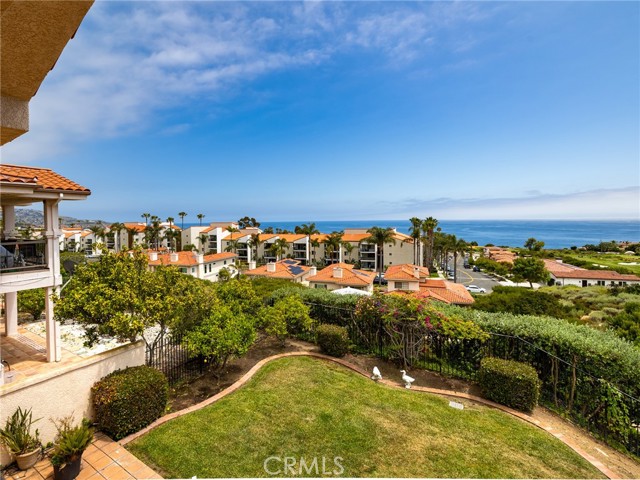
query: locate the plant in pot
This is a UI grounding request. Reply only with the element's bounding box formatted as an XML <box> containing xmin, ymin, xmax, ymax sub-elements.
<box><xmin>0</xmin><ymin>407</ymin><xmax>41</xmax><ymax>470</ymax></box>
<box><xmin>50</xmin><ymin>416</ymin><xmax>94</xmax><ymax>480</ymax></box>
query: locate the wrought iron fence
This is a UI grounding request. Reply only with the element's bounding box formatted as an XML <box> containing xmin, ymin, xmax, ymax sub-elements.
<box><xmin>145</xmin><ymin>331</ymin><xmax>205</xmax><ymax>385</ymax></box>
<box><xmin>302</xmin><ymin>301</ymin><xmax>640</xmax><ymax>456</ymax></box>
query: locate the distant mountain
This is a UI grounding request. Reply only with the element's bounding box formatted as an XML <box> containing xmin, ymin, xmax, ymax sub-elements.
<box><xmin>1</xmin><ymin>208</ymin><xmax>107</xmax><ymax>228</ymax></box>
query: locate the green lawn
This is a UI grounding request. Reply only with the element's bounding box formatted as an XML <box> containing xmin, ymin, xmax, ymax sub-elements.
<box><xmin>128</xmin><ymin>357</ymin><xmax>603</xmax><ymax>478</ymax></box>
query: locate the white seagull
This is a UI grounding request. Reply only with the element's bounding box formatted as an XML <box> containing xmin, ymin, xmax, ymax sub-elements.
<box><xmin>371</xmin><ymin>366</ymin><xmax>382</xmax><ymax>381</ymax></box>
<box><xmin>400</xmin><ymin>370</ymin><xmax>415</xmax><ymax>389</ymax></box>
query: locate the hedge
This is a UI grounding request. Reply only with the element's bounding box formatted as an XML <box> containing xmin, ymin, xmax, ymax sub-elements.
<box><xmin>92</xmin><ymin>366</ymin><xmax>168</xmax><ymax>440</ymax></box>
<box><xmin>438</xmin><ymin>304</ymin><xmax>640</xmax><ymax>397</ymax></box>
<box><xmin>478</xmin><ymin>357</ymin><xmax>541</xmax><ymax>412</ymax></box>
<box><xmin>316</xmin><ymin>324</ymin><xmax>350</xmax><ymax>357</ymax></box>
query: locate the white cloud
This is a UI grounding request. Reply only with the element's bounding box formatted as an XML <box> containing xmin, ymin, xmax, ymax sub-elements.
<box><xmin>379</xmin><ymin>186</ymin><xmax>640</xmax><ymax>220</ymax></box>
<box><xmin>1</xmin><ymin>2</ymin><xmax>495</xmax><ymax>164</ymax></box>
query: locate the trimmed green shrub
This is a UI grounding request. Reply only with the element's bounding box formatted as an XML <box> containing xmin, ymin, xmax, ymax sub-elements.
<box><xmin>478</xmin><ymin>357</ymin><xmax>541</xmax><ymax>412</ymax></box>
<box><xmin>316</xmin><ymin>324</ymin><xmax>349</xmax><ymax>357</ymax></box>
<box><xmin>92</xmin><ymin>366</ymin><xmax>168</xmax><ymax>440</ymax></box>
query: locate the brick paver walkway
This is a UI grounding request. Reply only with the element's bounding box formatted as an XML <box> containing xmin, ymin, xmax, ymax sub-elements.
<box><xmin>3</xmin><ymin>432</ymin><xmax>161</xmax><ymax>480</ymax></box>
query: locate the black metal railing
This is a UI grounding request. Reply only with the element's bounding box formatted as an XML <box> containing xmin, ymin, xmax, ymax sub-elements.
<box><xmin>0</xmin><ymin>239</ymin><xmax>47</xmax><ymax>272</ymax></box>
<box><xmin>300</xmin><ymin>301</ymin><xmax>640</xmax><ymax>456</ymax></box>
<box><xmin>145</xmin><ymin>331</ymin><xmax>205</xmax><ymax>385</ymax></box>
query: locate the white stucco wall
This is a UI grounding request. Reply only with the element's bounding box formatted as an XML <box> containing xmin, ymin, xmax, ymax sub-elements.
<box><xmin>0</xmin><ymin>342</ymin><xmax>145</xmax><ymax>445</ymax></box>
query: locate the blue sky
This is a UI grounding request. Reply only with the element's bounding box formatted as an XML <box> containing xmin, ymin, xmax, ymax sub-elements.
<box><xmin>3</xmin><ymin>1</ymin><xmax>639</xmax><ymax>222</ymax></box>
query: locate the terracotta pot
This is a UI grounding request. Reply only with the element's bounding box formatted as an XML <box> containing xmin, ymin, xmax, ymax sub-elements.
<box><xmin>53</xmin><ymin>455</ymin><xmax>83</xmax><ymax>480</ymax></box>
<box><xmin>15</xmin><ymin>447</ymin><xmax>40</xmax><ymax>470</ymax></box>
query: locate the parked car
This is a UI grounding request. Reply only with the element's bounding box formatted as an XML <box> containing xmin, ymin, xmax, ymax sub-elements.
<box><xmin>465</xmin><ymin>285</ymin><xmax>486</xmax><ymax>293</ymax></box>
<box><xmin>473</xmin><ymin>265</ymin><xmax>481</xmax><ymax>272</ymax></box>
<box><xmin>373</xmin><ymin>274</ymin><xmax>387</xmax><ymax>285</ymax></box>
<box><xmin>463</xmin><ymin>263</ymin><xmax>471</xmax><ymax>269</ymax></box>
<box><xmin>447</xmin><ymin>273</ymin><xmax>455</xmax><ymax>280</ymax></box>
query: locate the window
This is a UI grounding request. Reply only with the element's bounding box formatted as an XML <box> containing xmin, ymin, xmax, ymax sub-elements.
<box><xmin>192</xmin><ymin>268</ymin><xmax>196</xmax><ymax>274</ymax></box>
<box><xmin>314</xmin><ymin>284</ymin><xmax>327</xmax><ymax>289</ymax></box>
<box><xmin>394</xmin><ymin>282</ymin><xmax>408</xmax><ymax>290</ymax></box>
<box><xmin>180</xmin><ymin>267</ymin><xmax>187</xmax><ymax>273</ymax></box>
<box><xmin>597</xmin><ymin>280</ymin><xmax>605</xmax><ymax>286</ymax></box>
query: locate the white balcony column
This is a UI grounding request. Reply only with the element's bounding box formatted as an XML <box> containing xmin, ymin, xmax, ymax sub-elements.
<box><xmin>339</xmin><ymin>245</ymin><xmax>343</xmax><ymax>263</ymax></box>
<box><xmin>2</xmin><ymin>205</ymin><xmax>17</xmax><ymax>239</ymax></box>
<box><xmin>4</xmin><ymin>292</ymin><xmax>18</xmax><ymax>336</ymax></box>
<box><xmin>44</xmin><ymin>286</ymin><xmax>61</xmax><ymax>362</ymax></box>
<box><xmin>43</xmin><ymin>199</ymin><xmax>62</xmax><ymax>283</ymax></box>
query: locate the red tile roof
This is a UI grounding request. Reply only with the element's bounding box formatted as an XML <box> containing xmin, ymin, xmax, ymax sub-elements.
<box><xmin>307</xmin><ymin>262</ymin><xmax>376</xmax><ymax>287</ymax></box>
<box><xmin>543</xmin><ymin>259</ymin><xmax>640</xmax><ymax>281</ymax></box>
<box><xmin>0</xmin><ymin>164</ymin><xmax>90</xmax><ymax>194</ymax></box>
<box><xmin>244</xmin><ymin>259</ymin><xmax>310</xmax><ymax>279</ymax></box>
<box><xmin>389</xmin><ymin>279</ymin><xmax>474</xmax><ymax>305</ymax></box>
<box><xmin>385</xmin><ymin>264</ymin><xmax>430</xmax><ymax>281</ymax></box>
<box><xmin>148</xmin><ymin>251</ymin><xmax>236</xmax><ymax>267</ymax></box>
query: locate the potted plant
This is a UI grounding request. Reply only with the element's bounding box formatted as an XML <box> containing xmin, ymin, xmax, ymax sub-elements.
<box><xmin>50</xmin><ymin>416</ymin><xmax>94</xmax><ymax>480</ymax></box>
<box><xmin>0</xmin><ymin>407</ymin><xmax>41</xmax><ymax>470</ymax></box>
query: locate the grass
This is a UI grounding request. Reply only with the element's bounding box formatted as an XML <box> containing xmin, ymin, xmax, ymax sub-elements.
<box><xmin>128</xmin><ymin>357</ymin><xmax>604</xmax><ymax>478</ymax></box>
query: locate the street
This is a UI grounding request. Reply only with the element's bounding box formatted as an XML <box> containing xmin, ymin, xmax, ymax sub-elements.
<box><xmin>448</xmin><ymin>254</ymin><xmax>499</xmax><ymax>293</ymax></box>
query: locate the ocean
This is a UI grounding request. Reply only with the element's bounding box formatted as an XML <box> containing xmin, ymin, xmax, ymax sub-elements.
<box><xmin>183</xmin><ymin>220</ymin><xmax>640</xmax><ymax>250</ymax></box>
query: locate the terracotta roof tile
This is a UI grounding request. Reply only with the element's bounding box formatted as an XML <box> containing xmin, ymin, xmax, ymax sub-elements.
<box><xmin>385</xmin><ymin>264</ymin><xmax>430</xmax><ymax>281</ymax></box>
<box><xmin>307</xmin><ymin>262</ymin><xmax>376</xmax><ymax>286</ymax></box>
<box><xmin>148</xmin><ymin>251</ymin><xmax>236</xmax><ymax>267</ymax></box>
<box><xmin>388</xmin><ymin>279</ymin><xmax>474</xmax><ymax>305</ymax></box>
<box><xmin>0</xmin><ymin>164</ymin><xmax>90</xmax><ymax>194</ymax></box>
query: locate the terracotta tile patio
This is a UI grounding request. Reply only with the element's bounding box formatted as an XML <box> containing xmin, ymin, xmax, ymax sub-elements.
<box><xmin>0</xmin><ymin>322</ymin><xmax>87</xmax><ymax>390</ymax></box>
<box><xmin>3</xmin><ymin>433</ymin><xmax>161</xmax><ymax>480</ymax></box>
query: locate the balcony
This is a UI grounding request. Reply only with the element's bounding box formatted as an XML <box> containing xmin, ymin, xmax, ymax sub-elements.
<box><xmin>360</xmin><ymin>244</ymin><xmax>375</xmax><ymax>253</ymax></box>
<box><xmin>360</xmin><ymin>252</ymin><xmax>376</xmax><ymax>260</ymax></box>
<box><xmin>0</xmin><ymin>240</ymin><xmax>47</xmax><ymax>273</ymax></box>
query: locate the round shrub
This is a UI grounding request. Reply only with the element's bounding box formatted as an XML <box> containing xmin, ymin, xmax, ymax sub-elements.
<box><xmin>317</xmin><ymin>324</ymin><xmax>349</xmax><ymax>357</ymax></box>
<box><xmin>478</xmin><ymin>357</ymin><xmax>541</xmax><ymax>412</ymax></box>
<box><xmin>92</xmin><ymin>366</ymin><xmax>168</xmax><ymax>440</ymax></box>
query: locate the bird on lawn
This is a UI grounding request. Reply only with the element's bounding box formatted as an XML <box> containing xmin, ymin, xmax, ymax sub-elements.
<box><xmin>371</xmin><ymin>366</ymin><xmax>382</xmax><ymax>381</ymax></box>
<box><xmin>400</xmin><ymin>370</ymin><xmax>415</xmax><ymax>389</ymax></box>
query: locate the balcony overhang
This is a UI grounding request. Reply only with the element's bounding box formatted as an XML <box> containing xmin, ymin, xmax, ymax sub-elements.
<box><xmin>1</xmin><ymin>0</ymin><xmax>94</xmax><ymax>145</ymax></box>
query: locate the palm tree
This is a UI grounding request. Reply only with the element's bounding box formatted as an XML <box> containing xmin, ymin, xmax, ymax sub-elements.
<box><xmin>197</xmin><ymin>213</ymin><xmax>205</xmax><ymax>226</ymax></box>
<box><xmin>342</xmin><ymin>241</ymin><xmax>354</xmax><ymax>262</ymax></box>
<box><xmin>126</xmin><ymin>226</ymin><xmax>138</xmax><ymax>249</ymax></box>
<box><xmin>248</xmin><ymin>233</ymin><xmax>263</xmax><ymax>264</ymax></box>
<box><xmin>365</xmin><ymin>226</ymin><xmax>396</xmax><ymax>277</ymax></box>
<box><xmin>295</xmin><ymin>222</ymin><xmax>320</xmax><ymax>235</ymax></box>
<box><xmin>309</xmin><ymin>237</ymin><xmax>321</xmax><ymax>264</ymax></box>
<box><xmin>422</xmin><ymin>217</ymin><xmax>439</xmax><ymax>269</ymax></box>
<box><xmin>225</xmin><ymin>239</ymin><xmax>239</xmax><ymax>256</ymax></box>
<box><xmin>164</xmin><ymin>228</ymin><xmax>180</xmax><ymax>252</ymax></box>
<box><xmin>109</xmin><ymin>222</ymin><xmax>125</xmax><ymax>252</ymax></box>
<box><xmin>409</xmin><ymin>217</ymin><xmax>422</xmax><ymax>266</ymax></box>
<box><xmin>141</xmin><ymin>213</ymin><xmax>151</xmax><ymax>226</ymax></box>
<box><xmin>178</xmin><ymin>212</ymin><xmax>188</xmax><ymax>229</ymax></box>
<box><xmin>270</xmin><ymin>237</ymin><xmax>289</xmax><ymax>261</ymax></box>
<box><xmin>323</xmin><ymin>232</ymin><xmax>343</xmax><ymax>265</ymax></box>
<box><xmin>89</xmin><ymin>225</ymin><xmax>106</xmax><ymax>244</ymax></box>
<box><xmin>451</xmin><ymin>236</ymin><xmax>468</xmax><ymax>283</ymax></box>
<box><xmin>198</xmin><ymin>233</ymin><xmax>209</xmax><ymax>254</ymax></box>
<box><xmin>166</xmin><ymin>217</ymin><xmax>175</xmax><ymax>229</ymax></box>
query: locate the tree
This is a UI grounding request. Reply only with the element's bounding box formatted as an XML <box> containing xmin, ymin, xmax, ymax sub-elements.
<box><xmin>408</xmin><ymin>217</ymin><xmax>422</xmax><ymax>266</ymax></box>
<box><xmin>262</xmin><ymin>296</ymin><xmax>312</xmax><ymax>344</ymax></box>
<box><xmin>270</xmin><ymin>238</ymin><xmax>289</xmax><ymax>261</ymax></box>
<box><xmin>18</xmin><ymin>288</ymin><xmax>45</xmax><ymax>320</ymax></box>
<box><xmin>197</xmin><ymin>213</ymin><xmax>205</xmax><ymax>226</ymax></box>
<box><xmin>365</xmin><ymin>227</ymin><xmax>396</xmax><ymax>276</ymax></box>
<box><xmin>248</xmin><ymin>233</ymin><xmax>262</xmax><ymax>264</ymax></box>
<box><xmin>511</xmin><ymin>257</ymin><xmax>549</xmax><ymax>288</ymax></box>
<box><xmin>524</xmin><ymin>237</ymin><xmax>545</xmax><ymax>252</ymax></box>
<box><xmin>109</xmin><ymin>222</ymin><xmax>125</xmax><ymax>252</ymax></box>
<box><xmin>451</xmin><ymin>236</ymin><xmax>467</xmax><ymax>283</ymax></box>
<box><xmin>126</xmin><ymin>227</ymin><xmax>138</xmax><ymax>250</ymax></box>
<box><xmin>178</xmin><ymin>212</ymin><xmax>188</xmax><ymax>229</ymax></box>
<box><xmin>54</xmin><ymin>252</ymin><xmax>200</xmax><ymax>361</ymax></box>
<box><xmin>422</xmin><ymin>217</ymin><xmax>438</xmax><ymax>268</ymax></box>
<box><xmin>294</xmin><ymin>223</ymin><xmax>320</xmax><ymax>235</ymax></box>
<box><xmin>324</xmin><ymin>232</ymin><xmax>343</xmax><ymax>265</ymax></box>
<box><xmin>141</xmin><ymin>213</ymin><xmax>151</xmax><ymax>226</ymax></box>
<box><xmin>198</xmin><ymin>233</ymin><xmax>209</xmax><ymax>254</ymax></box>
<box><xmin>342</xmin><ymin>241</ymin><xmax>354</xmax><ymax>262</ymax></box>
<box><xmin>238</xmin><ymin>217</ymin><xmax>260</xmax><ymax>229</ymax></box>
<box><xmin>263</xmin><ymin>226</ymin><xmax>274</xmax><ymax>234</ymax></box>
